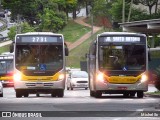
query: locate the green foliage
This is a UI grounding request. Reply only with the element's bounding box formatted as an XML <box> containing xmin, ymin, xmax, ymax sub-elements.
<box><xmin>93</xmin><ymin>0</ymin><xmax>111</xmax><ymax>17</ymax></box>
<box><xmin>8</xmin><ymin>26</ymin><xmax>16</xmax><ymax>40</ymax></box>
<box><xmin>129</xmin><ymin>8</ymin><xmax>148</xmax><ymax>21</ymax></box>
<box><xmin>3</xmin><ymin>0</ymin><xmax>37</xmax><ymax>24</ymax></box>
<box><xmin>8</xmin><ymin>22</ymin><xmax>35</xmax><ymax>40</ymax></box>
<box><xmin>109</xmin><ymin>0</ymin><xmax>130</xmax><ymax>22</ymax></box>
<box><xmin>39</xmin><ymin>8</ymin><xmax>67</xmax><ymax>32</ymax></box>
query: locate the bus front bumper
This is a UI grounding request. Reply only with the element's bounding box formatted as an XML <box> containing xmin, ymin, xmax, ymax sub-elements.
<box><xmin>95</xmin><ymin>81</ymin><xmax>148</xmax><ymax>92</ymax></box>
<box><xmin>14</xmin><ymin>80</ymin><xmax>65</xmax><ymax>90</ymax></box>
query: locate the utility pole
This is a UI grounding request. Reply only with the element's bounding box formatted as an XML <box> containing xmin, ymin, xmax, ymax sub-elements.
<box><xmin>17</xmin><ymin>14</ymin><xmax>21</xmax><ymax>34</ymax></box>
<box><xmin>91</xmin><ymin>0</ymin><xmax>94</xmax><ymax>38</ymax></box>
<box><xmin>128</xmin><ymin>0</ymin><xmax>133</xmax><ymax>22</ymax></box>
<box><xmin>122</xmin><ymin>0</ymin><xmax>125</xmax><ymax>23</ymax></box>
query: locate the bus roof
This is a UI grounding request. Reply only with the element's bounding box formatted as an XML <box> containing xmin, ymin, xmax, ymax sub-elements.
<box><xmin>16</xmin><ymin>32</ymin><xmax>63</xmax><ymax>36</ymax></box>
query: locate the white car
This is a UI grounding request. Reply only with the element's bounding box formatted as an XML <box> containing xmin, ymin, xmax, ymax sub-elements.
<box><xmin>67</xmin><ymin>71</ymin><xmax>88</xmax><ymax>90</ymax></box>
<box><xmin>0</xmin><ymin>82</ymin><xmax>3</xmax><ymax>97</ymax></box>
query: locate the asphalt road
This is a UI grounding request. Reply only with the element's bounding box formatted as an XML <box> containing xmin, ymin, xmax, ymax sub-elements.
<box><xmin>0</xmin><ymin>85</ymin><xmax>160</xmax><ymax>120</ymax></box>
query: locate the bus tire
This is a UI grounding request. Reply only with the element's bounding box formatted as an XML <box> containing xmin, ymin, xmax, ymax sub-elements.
<box><xmin>123</xmin><ymin>93</ymin><xmax>129</xmax><ymax>98</ymax></box>
<box><xmin>137</xmin><ymin>91</ymin><xmax>143</xmax><ymax>98</ymax></box>
<box><xmin>57</xmin><ymin>90</ymin><xmax>64</xmax><ymax>97</ymax></box>
<box><xmin>24</xmin><ymin>93</ymin><xmax>29</xmax><ymax>97</ymax></box>
<box><xmin>130</xmin><ymin>92</ymin><xmax>136</xmax><ymax>97</ymax></box>
<box><xmin>67</xmin><ymin>87</ymin><xmax>69</xmax><ymax>90</ymax></box>
<box><xmin>51</xmin><ymin>93</ymin><xmax>56</xmax><ymax>97</ymax></box>
<box><xmin>36</xmin><ymin>93</ymin><xmax>40</xmax><ymax>97</ymax></box>
<box><xmin>94</xmin><ymin>91</ymin><xmax>102</xmax><ymax>98</ymax></box>
<box><xmin>16</xmin><ymin>91</ymin><xmax>22</xmax><ymax>98</ymax></box>
<box><xmin>90</xmin><ymin>91</ymin><xmax>95</xmax><ymax>97</ymax></box>
<box><xmin>0</xmin><ymin>93</ymin><xmax>3</xmax><ymax>97</ymax></box>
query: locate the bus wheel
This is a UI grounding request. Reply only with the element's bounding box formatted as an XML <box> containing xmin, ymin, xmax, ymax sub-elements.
<box><xmin>85</xmin><ymin>88</ymin><xmax>88</xmax><ymax>90</ymax></box>
<box><xmin>16</xmin><ymin>91</ymin><xmax>22</xmax><ymax>98</ymax></box>
<box><xmin>36</xmin><ymin>93</ymin><xmax>40</xmax><ymax>97</ymax></box>
<box><xmin>94</xmin><ymin>91</ymin><xmax>102</xmax><ymax>98</ymax></box>
<box><xmin>57</xmin><ymin>90</ymin><xmax>64</xmax><ymax>97</ymax></box>
<box><xmin>51</xmin><ymin>93</ymin><xmax>56</xmax><ymax>97</ymax></box>
<box><xmin>90</xmin><ymin>91</ymin><xmax>95</xmax><ymax>97</ymax></box>
<box><xmin>0</xmin><ymin>93</ymin><xmax>3</xmax><ymax>97</ymax></box>
<box><xmin>130</xmin><ymin>92</ymin><xmax>136</xmax><ymax>97</ymax></box>
<box><xmin>24</xmin><ymin>93</ymin><xmax>29</xmax><ymax>97</ymax></box>
<box><xmin>137</xmin><ymin>91</ymin><xmax>144</xmax><ymax>98</ymax></box>
<box><xmin>123</xmin><ymin>93</ymin><xmax>129</xmax><ymax>98</ymax></box>
<box><xmin>67</xmin><ymin>87</ymin><xmax>69</xmax><ymax>90</ymax></box>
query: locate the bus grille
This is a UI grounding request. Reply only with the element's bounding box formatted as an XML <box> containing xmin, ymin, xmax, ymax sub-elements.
<box><xmin>25</xmin><ymin>83</ymin><xmax>54</xmax><ymax>87</ymax></box>
<box><xmin>77</xmin><ymin>81</ymin><xmax>88</xmax><ymax>83</ymax></box>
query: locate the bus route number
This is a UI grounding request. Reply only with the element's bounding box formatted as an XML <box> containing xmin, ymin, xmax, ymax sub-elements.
<box><xmin>32</xmin><ymin>37</ymin><xmax>47</xmax><ymax>42</ymax></box>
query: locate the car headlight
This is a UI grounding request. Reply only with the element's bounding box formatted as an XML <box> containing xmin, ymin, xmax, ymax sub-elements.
<box><xmin>141</xmin><ymin>74</ymin><xmax>148</xmax><ymax>83</ymax></box>
<box><xmin>13</xmin><ymin>72</ymin><xmax>22</xmax><ymax>81</ymax></box>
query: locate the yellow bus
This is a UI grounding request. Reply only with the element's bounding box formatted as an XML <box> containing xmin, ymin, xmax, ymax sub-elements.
<box><xmin>11</xmin><ymin>32</ymin><xmax>69</xmax><ymax>98</ymax></box>
<box><xmin>88</xmin><ymin>32</ymin><xmax>148</xmax><ymax>98</ymax></box>
<box><xmin>0</xmin><ymin>53</ymin><xmax>14</xmax><ymax>87</ymax></box>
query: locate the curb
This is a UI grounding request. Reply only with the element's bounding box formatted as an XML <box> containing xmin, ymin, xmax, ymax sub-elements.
<box><xmin>145</xmin><ymin>93</ymin><xmax>160</xmax><ymax>98</ymax></box>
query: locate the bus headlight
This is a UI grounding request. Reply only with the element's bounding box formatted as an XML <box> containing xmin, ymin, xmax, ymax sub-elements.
<box><xmin>13</xmin><ymin>72</ymin><xmax>22</xmax><ymax>81</ymax></box>
<box><xmin>58</xmin><ymin>74</ymin><xmax>65</xmax><ymax>81</ymax></box>
<box><xmin>141</xmin><ymin>74</ymin><xmax>148</xmax><ymax>83</ymax></box>
<box><xmin>97</xmin><ymin>73</ymin><xmax>105</xmax><ymax>83</ymax></box>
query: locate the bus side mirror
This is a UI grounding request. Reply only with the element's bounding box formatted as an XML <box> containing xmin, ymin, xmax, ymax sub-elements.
<box><xmin>65</xmin><ymin>47</ymin><xmax>69</xmax><ymax>56</ymax></box>
<box><xmin>10</xmin><ymin>43</ymin><xmax>14</xmax><ymax>53</ymax></box>
<box><xmin>64</xmin><ymin>42</ymin><xmax>69</xmax><ymax>56</ymax></box>
<box><xmin>148</xmin><ymin>46</ymin><xmax>151</xmax><ymax>61</ymax></box>
<box><xmin>148</xmin><ymin>51</ymin><xmax>151</xmax><ymax>61</ymax></box>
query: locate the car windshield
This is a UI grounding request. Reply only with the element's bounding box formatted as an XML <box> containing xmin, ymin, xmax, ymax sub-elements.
<box><xmin>15</xmin><ymin>44</ymin><xmax>63</xmax><ymax>72</ymax></box>
<box><xmin>99</xmin><ymin>45</ymin><xmax>146</xmax><ymax>71</ymax></box>
<box><xmin>72</xmin><ymin>71</ymin><xmax>88</xmax><ymax>78</ymax></box>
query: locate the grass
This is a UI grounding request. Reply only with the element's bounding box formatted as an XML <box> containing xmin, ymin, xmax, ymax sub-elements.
<box><xmin>59</xmin><ymin>20</ymin><xmax>91</xmax><ymax>43</ymax></box>
<box><xmin>66</xmin><ymin>29</ymin><xmax>106</xmax><ymax>68</ymax></box>
<box><xmin>150</xmin><ymin>51</ymin><xmax>160</xmax><ymax>58</ymax></box>
<box><xmin>145</xmin><ymin>91</ymin><xmax>160</xmax><ymax>95</ymax></box>
<box><xmin>0</xmin><ymin>45</ymin><xmax>10</xmax><ymax>54</ymax></box>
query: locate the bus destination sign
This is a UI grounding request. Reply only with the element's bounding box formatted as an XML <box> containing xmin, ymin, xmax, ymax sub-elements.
<box><xmin>17</xmin><ymin>36</ymin><xmax>62</xmax><ymax>43</ymax></box>
<box><xmin>102</xmin><ymin>37</ymin><xmax>141</xmax><ymax>43</ymax></box>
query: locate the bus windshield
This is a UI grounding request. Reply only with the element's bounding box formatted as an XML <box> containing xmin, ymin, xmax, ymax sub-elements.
<box><xmin>99</xmin><ymin>45</ymin><xmax>146</xmax><ymax>71</ymax></box>
<box><xmin>16</xmin><ymin>45</ymin><xmax>63</xmax><ymax>72</ymax></box>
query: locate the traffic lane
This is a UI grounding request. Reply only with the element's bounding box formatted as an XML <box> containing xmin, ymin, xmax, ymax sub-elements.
<box><xmin>0</xmin><ymin>88</ymin><xmax>160</xmax><ymax>111</ymax></box>
<box><xmin>2</xmin><ymin>83</ymin><xmax>158</xmax><ymax>98</ymax></box>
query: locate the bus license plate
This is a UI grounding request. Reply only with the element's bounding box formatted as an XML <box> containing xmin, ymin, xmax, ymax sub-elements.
<box><xmin>36</xmin><ymin>83</ymin><xmax>43</xmax><ymax>87</ymax></box>
<box><xmin>78</xmin><ymin>84</ymin><xmax>86</xmax><ymax>86</ymax></box>
<box><xmin>117</xmin><ymin>86</ymin><xmax>127</xmax><ymax>90</ymax></box>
